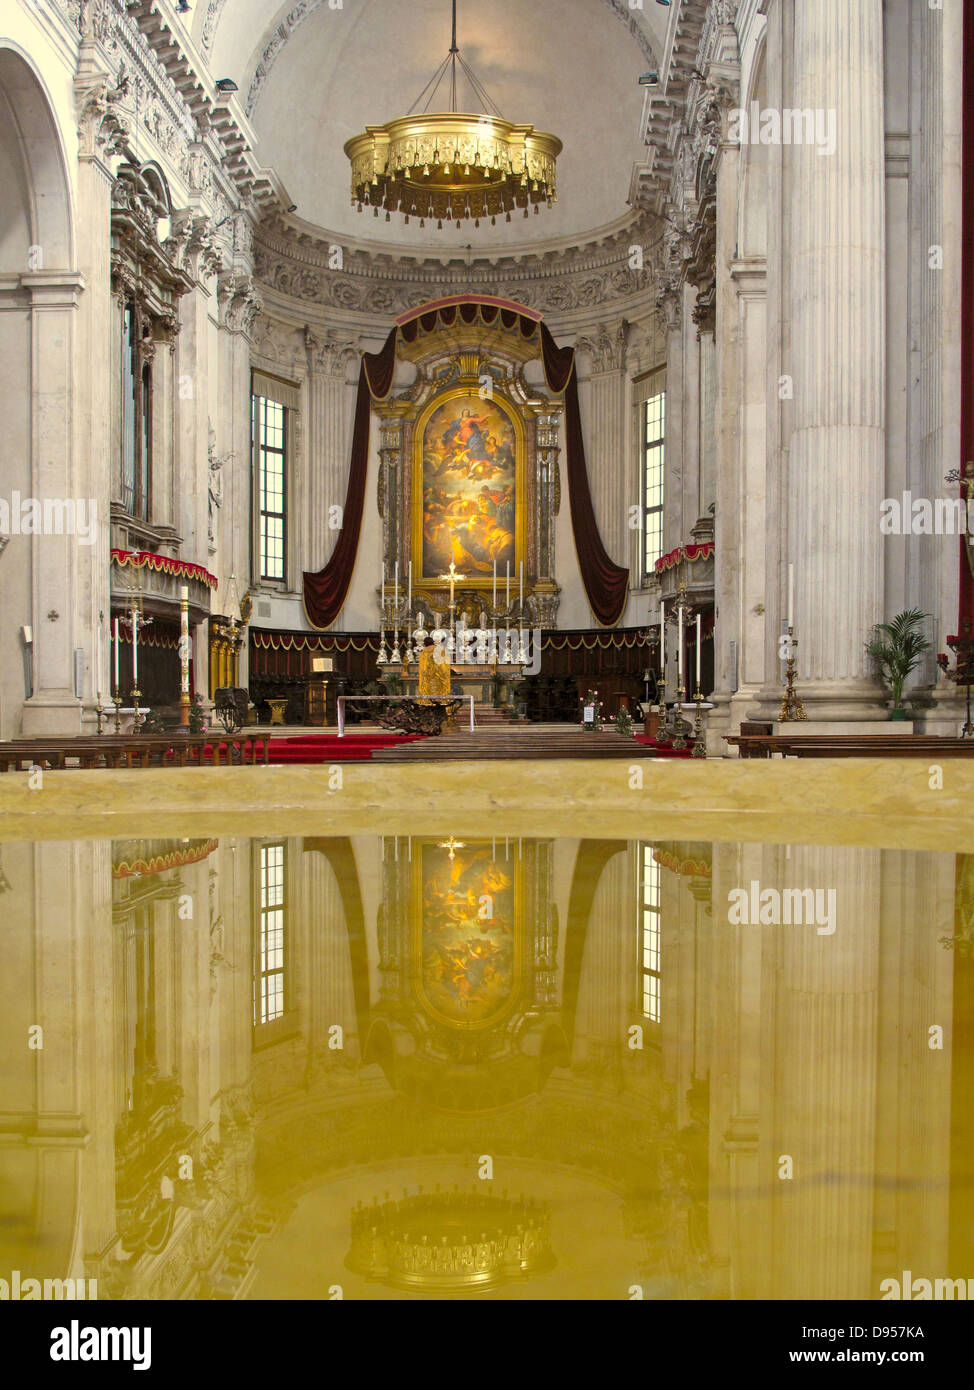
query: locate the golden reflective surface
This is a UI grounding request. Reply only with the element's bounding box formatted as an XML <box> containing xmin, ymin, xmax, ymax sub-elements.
<box><xmin>0</xmin><ymin>833</ymin><xmax>971</xmax><ymax>1301</ymax></box>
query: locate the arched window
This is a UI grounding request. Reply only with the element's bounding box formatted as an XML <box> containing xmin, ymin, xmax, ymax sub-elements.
<box><xmin>122</xmin><ymin>302</ymin><xmax>137</xmax><ymax>514</ymax></box>
<box><xmin>120</xmin><ymin>301</ymin><xmax>151</xmax><ymax>520</ymax></box>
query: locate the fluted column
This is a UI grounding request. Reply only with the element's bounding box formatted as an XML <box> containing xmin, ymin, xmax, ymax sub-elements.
<box><xmin>787</xmin><ymin>0</ymin><xmax>887</xmax><ymax>718</ymax></box>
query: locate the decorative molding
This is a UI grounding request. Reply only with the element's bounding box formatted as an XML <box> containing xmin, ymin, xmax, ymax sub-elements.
<box><xmin>217</xmin><ymin>271</ymin><xmax>263</xmax><ymax>337</ymax></box>
<box><xmin>252</xmin><ymin>217</ymin><xmax>661</xmax><ymax>324</ymax></box>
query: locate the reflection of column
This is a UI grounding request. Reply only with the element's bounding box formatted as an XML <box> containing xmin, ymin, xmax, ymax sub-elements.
<box><xmin>787</xmin><ymin>0</ymin><xmax>886</xmax><ymax>718</ymax></box>
<box><xmin>773</xmin><ymin>846</ymin><xmax>881</xmax><ymax>1299</ymax></box>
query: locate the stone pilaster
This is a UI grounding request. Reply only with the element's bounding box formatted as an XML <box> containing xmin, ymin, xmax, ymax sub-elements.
<box><xmin>21</xmin><ymin>274</ymin><xmax>87</xmax><ymax>736</ymax></box>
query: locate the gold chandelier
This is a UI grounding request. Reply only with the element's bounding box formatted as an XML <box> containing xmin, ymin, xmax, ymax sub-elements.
<box><xmin>344</xmin><ymin>0</ymin><xmax>562</xmax><ymax>230</ymax></box>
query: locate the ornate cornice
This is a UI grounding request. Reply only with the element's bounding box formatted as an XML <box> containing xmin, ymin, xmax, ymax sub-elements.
<box><xmin>252</xmin><ymin>214</ymin><xmax>661</xmax><ymax>328</ymax></box>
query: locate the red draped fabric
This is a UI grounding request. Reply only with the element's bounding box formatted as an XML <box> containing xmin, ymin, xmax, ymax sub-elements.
<box><xmin>303</xmin><ymin>326</ymin><xmax>397</xmax><ymax>629</ymax></box>
<box><xmin>302</xmin><ymin>300</ymin><xmax>630</xmax><ymax>629</ymax></box>
<box><xmin>960</xmin><ymin>3</ymin><xmax>974</xmax><ymax>637</ymax></box>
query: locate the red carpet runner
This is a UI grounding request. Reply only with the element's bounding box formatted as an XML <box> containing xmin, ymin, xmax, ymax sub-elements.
<box><xmin>267</xmin><ymin>733</ymin><xmax>425</xmax><ymax>764</ymax></box>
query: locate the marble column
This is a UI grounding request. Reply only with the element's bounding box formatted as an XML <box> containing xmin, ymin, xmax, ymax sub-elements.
<box><xmin>787</xmin><ymin>0</ymin><xmax>887</xmax><ymax>719</ymax></box>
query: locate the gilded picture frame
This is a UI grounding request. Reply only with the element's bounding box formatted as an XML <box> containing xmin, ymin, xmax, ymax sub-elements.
<box><xmin>411</xmin><ymin>385</ymin><xmax>527</xmax><ymax>588</ymax></box>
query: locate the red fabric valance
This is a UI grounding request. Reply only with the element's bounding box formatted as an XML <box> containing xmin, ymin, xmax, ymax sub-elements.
<box><xmin>301</xmin><ymin>301</ymin><xmax>630</xmax><ymax>630</ymax></box>
<box><xmin>111</xmin><ymin>549</ymin><xmax>217</xmax><ymax>589</ymax></box>
<box><xmin>655</xmin><ymin>542</ymin><xmax>715</xmax><ymax>575</ymax></box>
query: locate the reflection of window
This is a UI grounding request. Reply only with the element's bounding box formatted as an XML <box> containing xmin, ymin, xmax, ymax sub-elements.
<box><xmin>643</xmin><ymin>391</ymin><xmax>665</xmax><ymax>579</ymax></box>
<box><xmin>253</xmin><ymin>396</ymin><xmax>287</xmax><ymax>582</ymax></box>
<box><xmin>640</xmin><ymin>844</ymin><xmax>661</xmax><ymax>1023</ymax></box>
<box><xmin>256</xmin><ymin>843</ymin><xmax>286</xmax><ymax>1025</ymax></box>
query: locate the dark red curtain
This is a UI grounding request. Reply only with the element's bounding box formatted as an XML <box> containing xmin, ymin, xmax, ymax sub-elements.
<box><xmin>960</xmin><ymin>2</ymin><xmax>974</xmax><ymax>637</ymax></box>
<box><xmin>303</xmin><ymin>327</ymin><xmax>398</xmax><ymax>629</ymax></box>
<box><xmin>540</xmin><ymin>323</ymin><xmax>630</xmax><ymax>627</ymax></box>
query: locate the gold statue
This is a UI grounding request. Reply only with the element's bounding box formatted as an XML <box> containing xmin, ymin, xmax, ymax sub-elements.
<box><xmin>417</xmin><ymin>638</ymin><xmax>452</xmax><ymax>705</ymax></box>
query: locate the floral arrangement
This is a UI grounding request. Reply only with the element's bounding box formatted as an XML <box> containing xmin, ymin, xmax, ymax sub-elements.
<box><xmin>613</xmin><ymin>706</ymin><xmax>635</xmax><ymax>739</ymax></box>
<box><xmin>580</xmin><ymin>688</ymin><xmax>603</xmax><ymax>731</ymax></box>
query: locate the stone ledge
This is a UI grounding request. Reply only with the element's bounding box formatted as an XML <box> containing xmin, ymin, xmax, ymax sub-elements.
<box><xmin>0</xmin><ymin>759</ymin><xmax>971</xmax><ymax>852</ymax></box>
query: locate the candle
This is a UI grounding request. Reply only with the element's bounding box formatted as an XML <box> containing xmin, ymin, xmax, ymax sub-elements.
<box><xmin>677</xmin><ymin>605</ymin><xmax>684</xmax><ymax>683</ymax></box>
<box><xmin>113</xmin><ymin>617</ymin><xmax>119</xmax><ymax>689</ymax></box>
<box><xmin>506</xmin><ymin>561</ymin><xmax>510</xmax><ymax>606</ymax></box>
<box><xmin>519</xmin><ymin>561</ymin><xmax>524</xmax><ymax>610</ymax></box>
<box><xmin>407</xmin><ymin>562</ymin><xmax>412</xmax><ymax>615</ymax></box>
<box><xmin>180</xmin><ymin>586</ymin><xmax>190</xmax><ymax>698</ymax></box>
<box><xmin>659</xmin><ymin>601</ymin><xmax>665</xmax><ymax>680</ymax></box>
<box><xmin>696</xmin><ymin>612</ymin><xmax>702</xmax><ymax>686</ymax></box>
<box><xmin>787</xmin><ymin>563</ymin><xmax>794</xmax><ymax>630</ymax></box>
<box><xmin>493</xmin><ymin>560</ymin><xmax>497</xmax><ymax>608</ymax></box>
<box><xmin>394</xmin><ymin>562</ymin><xmax>399</xmax><ymax>630</ymax></box>
<box><xmin>381</xmin><ymin>574</ymin><xmax>386</xmax><ymax>628</ymax></box>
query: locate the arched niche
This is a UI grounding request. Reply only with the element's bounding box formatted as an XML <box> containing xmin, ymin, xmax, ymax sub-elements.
<box><xmin>0</xmin><ymin>45</ymin><xmax>73</xmax><ymax>273</ymax></box>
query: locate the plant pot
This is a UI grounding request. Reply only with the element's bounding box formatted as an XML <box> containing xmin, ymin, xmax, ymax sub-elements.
<box><xmin>889</xmin><ymin>707</ymin><xmax>908</xmax><ymax>721</ymax></box>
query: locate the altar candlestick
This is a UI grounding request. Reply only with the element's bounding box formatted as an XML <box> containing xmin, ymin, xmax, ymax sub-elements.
<box><xmin>113</xmin><ymin>617</ymin><xmax>120</xmax><ymax>689</ymax></box>
<box><xmin>131</xmin><ymin>602</ymin><xmax>139</xmax><ymax>684</ymax></box>
<box><xmin>787</xmin><ymin>563</ymin><xmax>794</xmax><ymax>629</ymax></box>
<box><xmin>695</xmin><ymin>612</ymin><xmax>702</xmax><ymax>687</ymax></box>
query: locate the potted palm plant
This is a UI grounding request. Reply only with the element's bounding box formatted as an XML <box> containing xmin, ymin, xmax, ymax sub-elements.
<box><xmin>865</xmin><ymin>609</ymin><xmax>932</xmax><ymax>720</ymax></box>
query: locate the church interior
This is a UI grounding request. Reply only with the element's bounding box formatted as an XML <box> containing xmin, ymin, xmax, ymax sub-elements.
<box><xmin>1</xmin><ymin>0</ymin><xmax>974</xmax><ymax>1319</ymax></box>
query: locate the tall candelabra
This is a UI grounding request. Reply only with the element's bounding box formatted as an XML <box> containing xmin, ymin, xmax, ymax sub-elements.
<box><xmin>779</xmin><ymin>626</ymin><xmax>807</xmax><ymax>721</ymax></box>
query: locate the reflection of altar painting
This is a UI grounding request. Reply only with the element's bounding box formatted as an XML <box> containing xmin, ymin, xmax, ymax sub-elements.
<box><xmin>420</xmin><ymin>393</ymin><xmax>518</xmax><ymax>580</ymax></box>
<box><xmin>418</xmin><ymin>842</ymin><xmax>516</xmax><ymax>1026</ymax></box>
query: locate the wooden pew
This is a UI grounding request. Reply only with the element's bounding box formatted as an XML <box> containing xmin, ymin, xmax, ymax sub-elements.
<box><xmin>727</xmin><ymin>733</ymin><xmax>974</xmax><ymax>758</ymax></box>
<box><xmin>0</xmin><ymin>733</ymin><xmax>271</xmax><ymax>772</ymax></box>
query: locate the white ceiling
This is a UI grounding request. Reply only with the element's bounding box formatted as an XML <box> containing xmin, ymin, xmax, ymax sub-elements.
<box><xmin>198</xmin><ymin>0</ymin><xmax>665</xmax><ymax>250</ymax></box>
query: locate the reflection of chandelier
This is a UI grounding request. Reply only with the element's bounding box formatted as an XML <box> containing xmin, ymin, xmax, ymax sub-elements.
<box><xmin>346</xmin><ymin>1189</ymin><xmax>554</xmax><ymax>1292</ymax></box>
<box><xmin>344</xmin><ymin>0</ymin><xmax>561</xmax><ymax>229</ymax></box>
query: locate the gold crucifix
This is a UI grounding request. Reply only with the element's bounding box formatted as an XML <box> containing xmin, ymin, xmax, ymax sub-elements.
<box><xmin>438</xmin><ymin>836</ymin><xmax>466</xmax><ymax>862</ymax></box>
<box><xmin>438</xmin><ymin>561</ymin><xmax>466</xmax><ymax>609</ymax></box>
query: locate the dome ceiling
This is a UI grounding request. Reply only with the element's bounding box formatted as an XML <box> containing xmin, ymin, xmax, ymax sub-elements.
<box><xmin>197</xmin><ymin>0</ymin><xmax>665</xmax><ymax>251</ymax></box>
